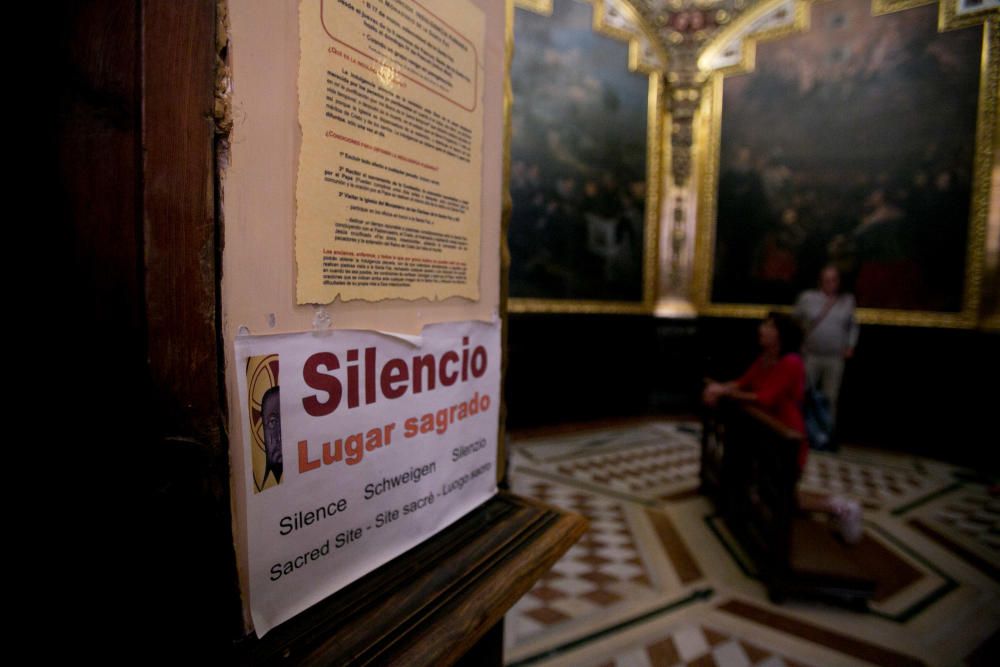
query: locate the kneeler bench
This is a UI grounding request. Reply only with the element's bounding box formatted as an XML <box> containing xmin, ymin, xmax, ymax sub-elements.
<box><xmin>701</xmin><ymin>398</ymin><xmax>876</xmax><ymax>608</ymax></box>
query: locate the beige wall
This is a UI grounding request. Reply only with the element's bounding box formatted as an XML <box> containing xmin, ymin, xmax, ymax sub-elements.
<box><xmin>222</xmin><ymin>0</ymin><xmax>507</xmax><ymax>628</ymax></box>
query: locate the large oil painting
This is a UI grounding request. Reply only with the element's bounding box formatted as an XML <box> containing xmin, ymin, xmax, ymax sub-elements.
<box><xmin>707</xmin><ymin>0</ymin><xmax>987</xmax><ymax>316</ymax></box>
<box><xmin>509</xmin><ymin>0</ymin><xmax>655</xmax><ymax>309</ymax></box>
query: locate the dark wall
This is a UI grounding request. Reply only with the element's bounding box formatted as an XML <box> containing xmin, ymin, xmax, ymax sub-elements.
<box><xmin>698</xmin><ymin>317</ymin><xmax>1000</xmax><ymax>468</ymax></box>
<box><xmin>49</xmin><ymin>1</ymin><xmax>238</xmax><ymax>657</ymax></box>
<box><xmin>842</xmin><ymin>324</ymin><xmax>998</xmax><ymax>467</ymax></box>
<box><xmin>505</xmin><ymin>314</ymin><xmax>701</xmax><ymax>427</ymax></box>
<box><xmin>506</xmin><ymin>313</ymin><xmax>1000</xmax><ymax>470</ymax></box>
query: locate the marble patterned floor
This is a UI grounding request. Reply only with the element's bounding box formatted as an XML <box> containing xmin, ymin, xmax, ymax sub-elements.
<box><xmin>504</xmin><ymin>421</ymin><xmax>1000</xmax><ymax>667</ymax></box>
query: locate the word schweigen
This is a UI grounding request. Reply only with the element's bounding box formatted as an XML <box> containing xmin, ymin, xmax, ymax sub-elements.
<box><xmin>302</xmin><ymin>336</ymin><xmax>487</xmax><ymax>416</ymax></box>
<box><xmin>364</xmin><ymin>461</ymin><xmax>437</xmax><ymax>499</ymax></box>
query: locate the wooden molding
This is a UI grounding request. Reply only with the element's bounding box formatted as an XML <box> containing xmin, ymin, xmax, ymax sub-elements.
<box><xmin>236</xmin><ymin>492</ymin><xmax>587</xmax><ymax>665</ymax></box>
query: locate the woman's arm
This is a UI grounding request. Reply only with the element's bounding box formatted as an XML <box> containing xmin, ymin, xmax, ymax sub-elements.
<box><xmin>703</xmin><ymin>382</ymin><xmax>759</xmax><ymax>407</ymax></box>
<box><xmin>703</xmin><ymin>381</ymin><xmax>747</xmax><ymax>406</ymax></box>
<box><xmin>703</xmin><ymin>357</ymin><xmax>762</xmax><ymax>406</ymax></box>
<box><xmin>725</xmin><ymin>388</ymin><xmax>759</xmax><ymax>403</ymax></box>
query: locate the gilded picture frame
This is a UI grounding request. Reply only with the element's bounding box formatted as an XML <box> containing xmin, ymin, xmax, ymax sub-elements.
<box><xmin>506</xmin><ymin>0</ymin><xmax>666</xmax><ymax>314</ymax></box>
<box><xmin>693</xmin><ymin>0</ymin><xmax>998</xmax><ymax>328</ymax></box>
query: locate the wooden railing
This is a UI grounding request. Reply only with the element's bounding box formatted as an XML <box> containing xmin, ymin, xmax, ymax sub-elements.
<box><xmin>701</xmin><ymin>398</ymin><xmax>875</xmax><ymax>607</ymax></box>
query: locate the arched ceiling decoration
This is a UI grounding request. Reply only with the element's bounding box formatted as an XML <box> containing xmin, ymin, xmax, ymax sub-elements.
<box><xmin>630</xmin><ymin>0</ymin><xmax>757</xmax><ymax>74</ymax></box>
<box><xmin>516</xmin><ymin>0</ymin><xmax>670</xmax><ymax>72</ymax></box>
<box><xmin>631</xmin><ymin>0</ymin><xmax>999</xmax><ymax>180</ymax></box>
<box><xmin>514</xmin><ymin>1</ymin><xmax>771</xmax><ymax>185</ymax></box>
<box><xmin>596</xmin><ymin>0</ymin><xmax>670</xmax><ymax>72</ymax></box>
<box><xmin>698</xmin><ymin>0</ymin><xmax>803</xmax><ymax>73</ymax></box>
<box><xmin>623</xmin><ymin>0</ymin><xmax>763</xmax><ymax>186</ymax></box>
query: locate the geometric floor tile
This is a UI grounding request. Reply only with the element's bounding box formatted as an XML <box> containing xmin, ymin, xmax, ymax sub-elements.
<box><xmin>928</xmin><ymin>491</ymin><xmax>1000</xmax><ymax>554</ymax></box>
<box><xmin>901</xmin><ymin>484</ymin><xmax>1000</xmax><ymax>582</ymax></box>
<box><xmin>506</xmin><ymin>476</ymin><xmax>656</xmax><ymax>641</ymax></box>
<box><xmin>505</xmin><ymin>470</ymin><xmax>708</xmax><ymax>662</ymax></box>
<box><xmin>591</xmin><ymin>622</ymin><xmax>810</xmax><ymax>667</ymax></box>
<box><xmin>507</xmin><ymin>599</ymin><xmax>888</xmax><ymax>667</ymax></box>
<box><xmin>703</xmin><ymin>510</ymin><xmax>958</xmax><ymax>621</ymax></box>
<box><xmin>798</xmin><ymin>451</ymin><xmax>957</xmax><ymax>512</ymax></box>
<box><xmin>511</xmin><ymin>423</ymin><xmax>702</xmax><ymax>503</ymax></box>
<box><xmin>511</xmin><ymin>422</ymin><xmax>687</xmax><ymax>464</ymax></box>
<box><xmin>505</xmin><ymin>420</ymin><xmax>999</xmax><ymax>667</ymax></box>
<box><xmin>713</xmin><ymin>598</ymin><xmax>923</xmax><ymax>666</ymax></box>
<box><xmin>550</xmin><ymin>441</ymin><xmax>700</xmax><ymax>502</ymax></box>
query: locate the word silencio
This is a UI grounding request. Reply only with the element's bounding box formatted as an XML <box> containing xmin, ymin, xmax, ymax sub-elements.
<box><xmin>297</xmin><ymin>336</ymin><xmax>492</xmax><ymax>472</ymax></box>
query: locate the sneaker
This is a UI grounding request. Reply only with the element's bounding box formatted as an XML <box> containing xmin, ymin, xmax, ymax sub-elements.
<box><xmin>829</xmin><ymin>496</ymin><xmax>863</xmax><ymax>544</ymax></box>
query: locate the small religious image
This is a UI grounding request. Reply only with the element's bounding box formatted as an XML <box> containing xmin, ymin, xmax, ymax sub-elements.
<box><xmin>246</xmin><ymin>354</ymin><xmax>282</xmax><ymax>493</ymax></box>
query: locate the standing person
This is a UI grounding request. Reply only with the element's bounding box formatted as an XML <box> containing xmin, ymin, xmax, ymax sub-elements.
<box><xmin>794</xmin><ymin>265</ymin><xmax>859</xmax><ymax>428</ymax></box>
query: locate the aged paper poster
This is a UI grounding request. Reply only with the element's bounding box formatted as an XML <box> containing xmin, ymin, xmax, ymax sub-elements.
<box><xmin>297</xmin><ymin>0</ymin><xmax>485</xmax><ymax>303</ymax></box>
<box><xmin>235</xmin><ymin>320</ymin><xmax>500</xmax><ymax>635</ymax></box>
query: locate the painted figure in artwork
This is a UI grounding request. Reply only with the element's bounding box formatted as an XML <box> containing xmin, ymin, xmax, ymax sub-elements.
<box><xmin>262</xmin><ymin>386</ymin><xmax>283</xmax><ymax>484</ymax></box>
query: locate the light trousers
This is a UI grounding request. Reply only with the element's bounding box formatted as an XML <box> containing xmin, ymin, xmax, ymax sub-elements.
<box><xmin>805</xmin><ymin>354</ymin><xmax>845</xmax><ymax>423</ymax></box>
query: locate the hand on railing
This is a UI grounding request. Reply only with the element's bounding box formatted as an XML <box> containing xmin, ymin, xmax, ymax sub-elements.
<box><xmin>702</xmin><ymin>377</ymin><xmax>738</xmax><ymax>407</ymax></box>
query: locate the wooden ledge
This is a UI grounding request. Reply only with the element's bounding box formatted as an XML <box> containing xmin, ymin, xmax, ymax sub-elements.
<box><xmin>236</xmin><ymin>492</ymin><xmax>587</xmax><ymax>666</ymax></box>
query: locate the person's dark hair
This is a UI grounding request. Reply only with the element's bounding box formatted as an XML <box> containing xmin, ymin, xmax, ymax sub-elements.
<box><xmin>262</xmin><ymin>386</ymin><xmax>280</xmax><ymax>407</ymax></box>
<box><xmin>766</xmin><ymin>311</ymin><xmax>803</xmax><ymax>356</ymax></box>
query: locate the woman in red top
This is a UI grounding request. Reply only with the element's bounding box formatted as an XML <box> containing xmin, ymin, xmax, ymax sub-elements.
<box><xmin>702</xmin><ymin>312</ymin><xmax>861</xmax><ymax>542</ymax></box>
<box><xmin>704</xmin><ymin>312</ymin><xmax>807</xmax><ymax>461</ymax></box>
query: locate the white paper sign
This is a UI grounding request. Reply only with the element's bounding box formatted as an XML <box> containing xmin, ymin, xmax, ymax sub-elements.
<box><xmin>235</xmin><ymin>320</ymin><xmax>500</xmax><ymax>635</ymax></box>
